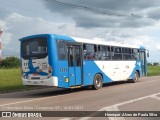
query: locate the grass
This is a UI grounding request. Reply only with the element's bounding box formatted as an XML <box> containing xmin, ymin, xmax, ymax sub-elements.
<box><xmin>0</xmin><ymin>66</ymin><xmax>160</xmax><ymax>92</ymax></box>
<box><xmin>0</xmin><ymin>68</ymin><xmax>28</xmax><ymax>92</ymax></box>
<box><xmin>148</xmin><ymin>65</ymin><xmax>160</xmax><ymax>76</ymax></box>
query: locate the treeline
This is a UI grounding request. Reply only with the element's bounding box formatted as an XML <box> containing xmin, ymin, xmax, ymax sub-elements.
<box><xmin>148</xmin><ymin>62</ymin><xmax>160</xmax><ymax>66</ymax></box>
<box><xmin>0</xmin><ymin>57</ymin><xmax>20</xmax><ymax>68</ymax></box>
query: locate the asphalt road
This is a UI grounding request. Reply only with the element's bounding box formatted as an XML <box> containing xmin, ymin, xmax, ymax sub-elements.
<box><xmin>0</xmin><ymin>76</ymin><xmax>160</xmax><ymax>120</ymax></box>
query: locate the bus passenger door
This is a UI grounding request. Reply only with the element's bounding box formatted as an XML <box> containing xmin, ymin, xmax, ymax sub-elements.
<box><xmin>68</xmin><ymin>45</ymin><xmax>82</xmax><ymax>87</ymax></box>
<box><xmin>140</xmin><ymin>50</ymin><xmax>147</xmax><ymax>76</ymax></box>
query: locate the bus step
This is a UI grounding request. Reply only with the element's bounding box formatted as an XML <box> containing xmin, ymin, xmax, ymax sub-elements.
<box><xmin>70</xmin><ymin>86</ymin><xmax>81</xmax><ymax>89</ymax></box>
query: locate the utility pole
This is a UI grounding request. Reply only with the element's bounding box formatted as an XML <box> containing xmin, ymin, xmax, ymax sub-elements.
<box><xmin>0</xmin><ymin>28</ymin><xmax>3</xmax><ymax>62</ymax></box>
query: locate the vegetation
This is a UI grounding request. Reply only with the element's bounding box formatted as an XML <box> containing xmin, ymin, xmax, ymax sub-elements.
<box><xmin>148</xmin><ymin>65</ymin><xmax>160</xmax><ymax>76</ymax></box>
<box><xmin>0</xmin><ymin>68</ymin><xmax>26</xmax><ymax>91</ymax></box>
<box><xmin>0</xmin><ymin>57</ymin><xmax>20</xmax><ymax>68</ymax></box>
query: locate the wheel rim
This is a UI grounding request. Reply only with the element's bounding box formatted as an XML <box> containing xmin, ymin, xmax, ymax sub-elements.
<box><xmin>95</xmin><ymin>75</ymin><xmax>102</xmax><ymax>87</ymax></box>
<box><xmin>134</xmin><ymin>72</ymin><xmax>138</xmax><ymax>81</ymax></box>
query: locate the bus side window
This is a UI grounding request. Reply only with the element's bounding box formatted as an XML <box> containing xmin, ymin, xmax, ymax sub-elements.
<box><xmin>68</xmin><ymin>47</ymin><xmax>74</xmax><ymax>67</ymax></box>
<box><xmin>98</xmin><ymin>45</ymin><xmax>110</xmax><ymax>60</ymax></box>
<box><xmin>116</xmin><ymin>47</ymin><xmax>122</xmax><ymax>60</ymax></box>
<box><xmin>122</xmin><ymin>48</ymin><xmax>132</xmax><ymax>60</ymax></box>
<box><xmin>84</xmin><ymin>44</ymin><xmax>97</xmax><ymax>60</ymax></box>
<box><xmin>58</xmin><ymin>41</ymin><xmax>67</xmax><ymax>60</ymax></box>
<box><xmin>75</xmin><ymin>46</ymin><xmax>81</xmax><ymax>66</ymax></box>
<box><xmin>132</xmin><ymin>48</ymin><xmax>139</xmax><ymax>60</ymax></box>
<box><xmin>110</xmin><ymin>46</ymin><xmax>114</xmax><ymax>59</ymax></box>
<box><xmin>83</xmin><ymin>44</ymin><xmax>87</xmax><ymax>60</ymax></box>
<box><xmin>112</xmin><ymin>47</ymin><xmax>122</xmax><ymax>60</ymax></box>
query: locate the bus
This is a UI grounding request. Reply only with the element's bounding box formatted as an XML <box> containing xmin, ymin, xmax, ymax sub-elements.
<box><xmin>19</xmin><ymin>34</ymin><xmax>149</xmax><ymax>90</ymax></box>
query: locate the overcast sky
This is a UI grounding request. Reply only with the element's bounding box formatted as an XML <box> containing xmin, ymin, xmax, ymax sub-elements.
<box><xmin>0</xmin><ymin>0</ymin><xmax>160</xmax><ymax>62</ymax></box>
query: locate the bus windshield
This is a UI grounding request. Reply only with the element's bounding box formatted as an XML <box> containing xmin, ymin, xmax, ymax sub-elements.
<box><xmin>21</xmin><ymin>37</ymin><xmax>48</xmax><ymax>59</ymax></box>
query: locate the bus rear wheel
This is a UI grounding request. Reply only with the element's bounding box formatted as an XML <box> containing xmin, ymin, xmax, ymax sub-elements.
<box><xmin>93</xmin><ymin>74</ymin><xmax>103</xmax><ymax>90</ymax></box>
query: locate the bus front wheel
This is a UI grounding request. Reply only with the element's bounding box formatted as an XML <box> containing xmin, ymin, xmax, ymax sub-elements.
<box><xmin>131</xmin><ymin>71</ymin><xmax>139</xmax><ymax>83</ymax></box>
<box><xmin>93</xmin><ymin>74</ymin><xmax>103</xmax><ymax>90</ymax></box>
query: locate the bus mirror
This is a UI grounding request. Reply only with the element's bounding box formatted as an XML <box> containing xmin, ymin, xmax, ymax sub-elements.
<box><xmin>146</xmin><ymin>49</ymin><xmax>149</xmax><ymax>57</ymax></box>
<box><xmin>147</xmin><ymin>52</ymin><xmax>149</xmax><ymax>57</ymax></box>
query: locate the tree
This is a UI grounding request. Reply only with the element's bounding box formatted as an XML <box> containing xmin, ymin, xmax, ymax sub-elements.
<box><xmin>153</xmin><ymin>62</ymin><xmax>159</xmax><ymax>66</ymax></box>
<box><xmin>0</xmin><ymin>57</ymin><xmax>20</xmax><ymax>68</ymax></box>
<box><xmin>147</xmin><ymin>63</ymin><xmax>152</xmax><ymax>66</ymax></box>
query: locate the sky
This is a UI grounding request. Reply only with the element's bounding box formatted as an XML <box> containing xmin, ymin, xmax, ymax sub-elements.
<box><xmin>0</xmin><ymin>0</ymin><xmax>160</xmax><ymax>62</ymax></box>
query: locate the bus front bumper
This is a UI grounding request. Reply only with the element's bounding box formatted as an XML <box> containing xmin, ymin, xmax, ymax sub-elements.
<box><xmin>22</xmin><ymin>76</ymin><xmax>58</xmax><ymax>86</ymax></box>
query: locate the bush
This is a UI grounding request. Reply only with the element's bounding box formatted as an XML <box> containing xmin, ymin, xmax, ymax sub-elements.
<box><xmin>0</xmin><ymin>57</ymin><xmax>20</xmax><ymax>68</ymax></box>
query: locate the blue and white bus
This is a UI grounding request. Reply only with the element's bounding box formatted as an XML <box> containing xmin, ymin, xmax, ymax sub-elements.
<box><xmin>19</xmin><ymin>34</ymin><xmax>149</xmax><ymax>89</ymax></box>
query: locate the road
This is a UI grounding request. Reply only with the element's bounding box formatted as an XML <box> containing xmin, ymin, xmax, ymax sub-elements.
<box><xmin>0</xmin><ymin>76</ymin><xmax>160</xmax><ymax>120</ymax></box>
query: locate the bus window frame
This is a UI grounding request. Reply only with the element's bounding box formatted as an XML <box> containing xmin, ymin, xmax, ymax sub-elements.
<box><xmin>21</xmin><ymin>37</ymin><xmax>48</xmax><ymax>60</ymax></box>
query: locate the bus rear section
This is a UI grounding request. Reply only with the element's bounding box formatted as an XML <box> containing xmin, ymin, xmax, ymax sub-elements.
<box><xmin>20</xmin><ymin>35</ymin><xmax>57</xmax><ymax>87</ymax></box>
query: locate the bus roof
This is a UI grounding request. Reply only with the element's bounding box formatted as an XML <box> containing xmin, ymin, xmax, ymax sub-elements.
<box><xmin>19</xmin><ymin>34</ymin><xmax>145</xmax><ymax>49</ymax></box>
<box><xmin>72</xmin><ymin>37</ymin><xmax>144</xmax><ymax>49</ymax></box>
<box><xmin>19</xmin><ymin>34</ymin><xmax>74</xmax><ymax>42</ymax></box>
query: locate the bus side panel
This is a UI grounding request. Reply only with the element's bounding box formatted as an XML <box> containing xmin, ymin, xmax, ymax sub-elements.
<box><xmin>83</xmin><ymin>61</ymin><xmax>140</xmax><ymax>86</ymax></box>
<box><xmin>57</xmin><ymin>61</ymin><xmax>69</xmax><ymax>88</ymax></box>
<box><xmin>95</xmin><ymin>61</ymin><xmax>138</xmax><ymax>81</ymax></box>
<box><xmin>48</xmin><ymin>36</ymin><xmax>70</xmax><ymax>88</ymax></box>
<box><xmin>83</xmin><ymin>61</ymin><xmax>112</xmax><ymax>86</ymax></box>
<box><xmin>129</xmin><ymin>61</ymin><xmax>142</xmax><ymax>79</ymax></box>
<box><xmin>48</xmin><ymin>35</ymin><xmax>58</xmax><ymax>75</ymax></box>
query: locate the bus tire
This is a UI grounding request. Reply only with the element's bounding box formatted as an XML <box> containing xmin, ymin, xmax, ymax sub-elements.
<box><xmin>93</xmin><ymin>74</ymin><xmax>103</xmax><ymax>90</ymax></box>
<box><xmin>131</xmin><ymin>71</ymin><xmax>139</xmax><ymax>83</ymax></box>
